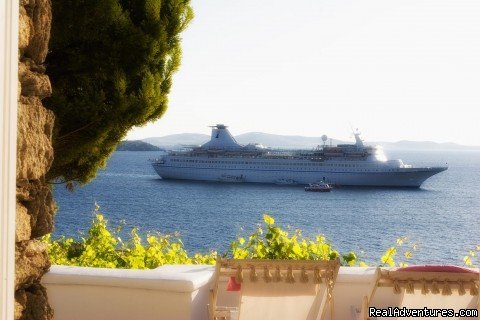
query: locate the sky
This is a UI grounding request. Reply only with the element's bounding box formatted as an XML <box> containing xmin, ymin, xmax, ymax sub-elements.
<box><xmin>126</xmin><ymin>0</ymin><xmax>480</xmax><ymax>145</ymax></box>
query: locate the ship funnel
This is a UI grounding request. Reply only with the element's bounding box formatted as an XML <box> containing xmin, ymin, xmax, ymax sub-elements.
<box><xmin>201</xmin><ymin>124</ymin><xmax>243</xmax><ymax>150</ymax></box>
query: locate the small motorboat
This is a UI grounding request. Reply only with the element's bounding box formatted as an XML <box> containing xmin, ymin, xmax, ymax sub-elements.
<box><xmin>305</xmin><ymin>181</ymin><xmax>332</xmax><ymax>192</ymax></box>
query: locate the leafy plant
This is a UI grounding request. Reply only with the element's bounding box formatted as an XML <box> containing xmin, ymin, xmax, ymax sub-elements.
<box><xmin>229</xmin><ymin>214</ymin><xmax>414</xmax><ymax>267</ymax></box>
<box><xmin>463</xmin><ymin>244</ymin><xmax>480</xmax><ymax>267</ymax></box>
<box><xmin>229</xmin><ymin>214</ymin><xmax>341</xmax><ymax>262</ymax></box>
<box><xmin>44</xmin><ymin>204</ymin><xmax>216</xmax><ymax>268</ymax></box>
<box><xmin>46</xmin><ymin>210</ymin><xmax>424</xmax><ymax>269</ymax></box>
<box><xmin>379</xmin><ymin>236</ymin><xmax>417</xmax><ymax>267</ymax></box>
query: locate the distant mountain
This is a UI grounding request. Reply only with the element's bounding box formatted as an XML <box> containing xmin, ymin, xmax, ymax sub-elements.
<box><xmin>142</xmin><ymin>132</ymin><xmax>480</xmax><ymax>151</ymax></box>
<box><xmin>143</xmin><ymin>132</ymin><xmax>342</xmax><ymax>149</ymax></box>
<box><xmin>235</xmin><ymin>132</ymin><xmax>343</xmax><ymax>149</ymax></box>
<box><xmin>377</xmin><ymin>140</ymin><xmax>480</xmax><ymax>151</ymax></box>
<box><xmin>143</xmin><ymin>133</ymin><xmax>209</xmax><ymax>149</ymax></box>
<box><xmin>117</xmin><ymin>140</ymin><xmax>163</xmax><ymax>151</ymax></box>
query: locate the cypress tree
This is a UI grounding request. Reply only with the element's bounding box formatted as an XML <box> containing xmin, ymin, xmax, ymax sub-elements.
<box><xmin>45</xmin><ymin>0</ymin><xmax>193</xmax><ymax>184</ymax></box>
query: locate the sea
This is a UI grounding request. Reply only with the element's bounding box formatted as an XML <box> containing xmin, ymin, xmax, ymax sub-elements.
<box><xmin>53</xmin><ymin>150</ymin><xmax>480</xmax><ymax>265</ymax></box>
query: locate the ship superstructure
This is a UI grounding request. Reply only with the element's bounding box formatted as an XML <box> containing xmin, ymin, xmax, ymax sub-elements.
<box><xmin>152</xmin><ymin>124</ymin><xmax>447</xmax><ymax>187</ymax></box>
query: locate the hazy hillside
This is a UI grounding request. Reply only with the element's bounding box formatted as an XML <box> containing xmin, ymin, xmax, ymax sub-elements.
<box><xmin>143</xmin><ymin>133</ymin><xmax>210</xmax><ymax>148</ymax></box>
<box><xmin>143</xmin><ymin>132</ymin><xmax>343</xmax><ymax>149</ymax></box>
<box><xmin>142</xmin><ymin>132</ymin><xmax>480</xmax><ymax>151</ymax></box>
<box><xmin>235</xmin><ymin>132</ymin><xmax>343</xmax><ymax>149</ymax></box>
<box><xmin>377</xmin><ymin>140</ymin><xmax>480</xmax><ymax>151</ymax></box>
<box><xmin>117</xmin><ymin>140</ymin><xmax>163</xmax><ymax>151</ymax></box>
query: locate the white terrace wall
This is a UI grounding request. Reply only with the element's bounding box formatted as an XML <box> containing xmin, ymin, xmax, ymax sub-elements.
<box><xmin>43</xmin><ymin>265</ymin><xmax>215</xmax><ymax>320</ymax></box>
<box><xmin>43</xmin><ymin>265</ymin><xmax>379</xmax><ymax>320</ymax></box>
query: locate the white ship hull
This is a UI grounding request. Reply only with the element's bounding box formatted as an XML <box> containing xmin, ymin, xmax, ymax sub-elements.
<box><xmin>152</xmin><ymin>162</ymin><xmax>446</xmax><ymax>187</ymax></box>
<box><xmin>151</xmin><ymin>124</ymin><xmax>448</xmax><ymax>188</ymax></box>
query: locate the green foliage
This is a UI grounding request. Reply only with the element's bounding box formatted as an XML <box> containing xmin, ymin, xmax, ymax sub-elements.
<box><xmin>379</xmin><ymin>236</ymin><xmax>417</xmax><ymax>267</ymax></box>
<box><xmin>228</xmin><ymin>214</ymin><xmax>416</xmax><ymax>267</ymax></box>
<box><xmin>44</xmin><ymin>204</ymin><xmax>216</xmax><ymax>268</ymax></box>
<box><xmin>463</xmin><ymin>244</ymin><xmax>480</xmax><ymax>267</ymax></box>
<box><xmin>229</xmin><ymin>214</ymin><xmax>341</xmax><ymax>262</ymax></box>
<box><xmin>45</xmin><ymin>210</ymin><xmax>423</xmax><ymax>269</ymax></box>
<box><xmin>45</xmin><ymin>0</ymin><xmax>193</xmax><ymax>184</ymax></box>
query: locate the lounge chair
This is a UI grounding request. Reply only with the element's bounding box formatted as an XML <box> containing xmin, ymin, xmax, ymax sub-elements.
<box><xmin>356</xmin><ymin>265</ymin><xmax>480</xmax><ymax>320</ymax></box>
<box><xmin>209</xmin><ymin>258</ymin><xmax>341</xmax><ymax>320</ymax></box>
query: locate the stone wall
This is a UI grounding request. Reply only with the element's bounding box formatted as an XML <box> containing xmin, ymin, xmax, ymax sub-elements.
<box><xmin>16</xmin><ymin>0</ymin><xmax>55</xmax><ymax>319</ymax></box>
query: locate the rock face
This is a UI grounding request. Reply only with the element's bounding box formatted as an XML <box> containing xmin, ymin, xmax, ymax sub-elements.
<box><xmin>16</xmin><ymin>0</ymin><xmax>55</xmax><ymax>318</ymax></box>
<box><xmin>17</xmin><ymin>97</ymin><xmax>54</xmax><ymax>181</ymax></box>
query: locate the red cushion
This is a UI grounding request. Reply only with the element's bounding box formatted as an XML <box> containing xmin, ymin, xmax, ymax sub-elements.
<box><xmin>226</xmin><ymin>276</ymin><xmax>241</xmax><ymax>291</ymax></box>
<box><xmin>396</xmin><ymin>265</ymin><xmax>478</xmax><ymax>274</ymax></box>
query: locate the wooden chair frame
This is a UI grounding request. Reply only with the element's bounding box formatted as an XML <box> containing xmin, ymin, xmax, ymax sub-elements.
<box><xmin>209</xmin><ymin>258</ymin><xmax>341</xmax><ymax>320</ymax></box>
<box><xmin>360</xmin><ymin>267</ymin><xmax>480</xmax><ymax>320</ymax></box>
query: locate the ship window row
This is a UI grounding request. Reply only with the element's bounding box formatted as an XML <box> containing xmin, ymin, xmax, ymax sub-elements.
<box><xmin>167</xmin><ymin>159</ymin><xmax>399</xmax><ymax>172</ymax></box>
<box><xmin>169</xmin><ymin>159</ymin><xmax>374</xmax><ymax>168</ymax></box>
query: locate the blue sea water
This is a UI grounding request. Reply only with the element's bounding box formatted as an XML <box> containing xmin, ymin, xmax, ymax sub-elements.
<box><xmin>53</xmin><ymin>150</ymin><xmax>480</xmax><ymax>265</ymax></box>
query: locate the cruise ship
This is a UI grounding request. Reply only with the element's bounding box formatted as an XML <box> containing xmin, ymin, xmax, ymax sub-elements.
<box><xmin>152</xmin><ymin>124</ymin><xmax>447</xmax><ymax>187</ymax></box>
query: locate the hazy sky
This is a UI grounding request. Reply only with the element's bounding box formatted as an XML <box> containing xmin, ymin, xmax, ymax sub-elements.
<box><xmin>126</xmin><ymin>0</ymin><xmax>480</xmax><ymax>145</ymax></box>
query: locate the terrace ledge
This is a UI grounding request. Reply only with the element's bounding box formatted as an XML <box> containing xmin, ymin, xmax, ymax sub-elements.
<box><xmin>43</xmin><ymin>265</ymin><xmax>379</xmax><ymax>291</ymax></box>
<box><xmin>43</xmin><ymin>264</ymin><xmax>216</xmax><ymax>292</ymax></box>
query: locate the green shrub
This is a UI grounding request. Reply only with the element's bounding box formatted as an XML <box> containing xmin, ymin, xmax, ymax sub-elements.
<box><xmin>45</xmin><ymin>204</ymin><xmax>216</xmax><ymax>268</ymax></box>
<box><xmin>229</xmin><ymin>214</ymin><xmax>416</xmax><ymax>267</ymax></box>
<box><xmin>45</xmin><ymin>208</ymin><xmax>421</xmax><ymax>268</ymax></box>
<box><xmin>229</xmin><ymin>214</ymin><xmax>340</xmax><ymax>261</ymax></box>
